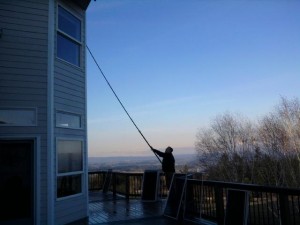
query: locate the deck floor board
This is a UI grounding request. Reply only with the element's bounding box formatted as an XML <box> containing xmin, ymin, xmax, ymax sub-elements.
<box><xmin>87</xmin><ymin>191</ymin><xmax>174</xmax><ymax>225</ymax></box>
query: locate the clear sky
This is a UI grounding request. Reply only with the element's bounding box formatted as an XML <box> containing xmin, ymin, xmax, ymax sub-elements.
<box><xmin>86</xmin><ymin>0</ymin><xmax>300</xmax><ymax>157</ymax></box>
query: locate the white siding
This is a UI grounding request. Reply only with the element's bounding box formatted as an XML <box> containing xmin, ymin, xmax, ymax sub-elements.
<box><xmin>0</xmin><ymin>0</ymin><xmax>89</xmax><ymax>224</ymax></box>
<box><xmin>54</xmin><ymin>0</ymin><xmax>88</xmax><ymax>224</ymax></box>
<box><xmin>0</xmin><ymin>0</ymin><xmax>49</xmax><ymax>224</ymax></box>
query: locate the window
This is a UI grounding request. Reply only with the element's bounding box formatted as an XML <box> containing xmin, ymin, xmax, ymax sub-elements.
<box><xmin>56</xmin><ymin>111</ymin><xmax>82</xmax><ymax>129</ymax></box>
<box><xmin>57</xmin><ymin>140</ymin><xmax>83</xmax><ymax>198</ymax></box>
<box><xmin>0</xmin><ymin>108</ymin><xmax>36</xmax><ymax>126</ymax></box>
<box><xmin>57</xmin><ymin>6</ymin><xmax>81</xmax><ymax>66</ymax></box>
<box><xmin>57</xmin><ymin>175</ymin><xmax>81</xmax><ymax>198</ymax></box>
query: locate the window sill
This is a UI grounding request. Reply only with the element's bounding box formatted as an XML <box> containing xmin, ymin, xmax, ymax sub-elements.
<box><xmin>56</xmin><ymin>57</ymin><xmax>84</xmax><ymax>72</ymax></box>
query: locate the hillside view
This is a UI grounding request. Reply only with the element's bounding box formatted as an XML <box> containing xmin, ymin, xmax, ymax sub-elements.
<box><xmin>88</xmin><ymin>153</ymin><xmax>199</xmax><ymax>173</ymax></box>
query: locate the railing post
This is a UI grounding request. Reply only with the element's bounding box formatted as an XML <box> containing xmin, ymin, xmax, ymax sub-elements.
<box><xmin>112</xmin><ymin>173</ymin><xmax>116</xmax><ymax>198</ymax></box>
<box><xmin>279</xmin><ymin>193</ymin><xmax>291</xmax><ymax>225</ymax></box>
<box><xmin>214</xmin><ymin>186</ymin><xmax>225</xmax><ymax>225</ymax></box>
<box><xmin>126</xmin><ymin>174</ymin><xmax>130</xmax><ymax>200</ymax></box>
<box><xmin>101</xmin><ymin>171</ymin><xmax>104</xmax><ymax>190</ymax></box>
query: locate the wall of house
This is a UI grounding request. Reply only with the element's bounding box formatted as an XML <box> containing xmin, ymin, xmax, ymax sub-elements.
<box><xmin>53</xmin><ymin>0</ymin><xmax>88</xmax><ymax>224</ymax></box>
<box><xmin>0</xmin><ymin>0</ymin><xmax>89</xmax><ymax>224</ymax></box>
<box><xmin>0</xmin><ymin>0</ymin><xmax>50</xmax><ymax>224</ymax></box>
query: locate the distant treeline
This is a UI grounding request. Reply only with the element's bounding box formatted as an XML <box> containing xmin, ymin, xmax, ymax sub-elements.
<box><xmin>195</xmin><ymin>97</ymin><xmax>300</xmax><ymax>188</ymax></box>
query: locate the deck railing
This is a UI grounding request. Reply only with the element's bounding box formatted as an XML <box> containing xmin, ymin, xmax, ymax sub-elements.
<box><xmin>184</xmin><ymin>179</ymin><xmax>300</xmax><ymax>225</ymax></box>
<box><xmin>88</xmin><ymin>170</ymin><xmax>168</xmax><ymax>199</ymax></box>
<box><xmin>88</xmin><ymin>171</ymin><xmax>300</xmax><ymax>225</ymax></box>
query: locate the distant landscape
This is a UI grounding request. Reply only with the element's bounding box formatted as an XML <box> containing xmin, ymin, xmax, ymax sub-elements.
<box><xmin>88</xmin><ymin>153</ymin><xmax>200</xmax><ymax>173</ymax></box>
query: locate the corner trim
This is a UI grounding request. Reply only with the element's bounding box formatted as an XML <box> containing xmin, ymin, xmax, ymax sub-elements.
<box><xmin>47</xmin><ymin>0</ymin><xmax>55</xmax><ymax>224</ymax></box>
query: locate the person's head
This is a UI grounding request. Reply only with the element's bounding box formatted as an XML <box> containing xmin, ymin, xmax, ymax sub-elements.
<box><xmin>165</xmin><ymin>146</ymin><xmax>173</xmax><ymax>153</ymax></box>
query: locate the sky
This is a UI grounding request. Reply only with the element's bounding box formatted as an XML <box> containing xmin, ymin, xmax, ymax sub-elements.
<box><xmin>86</xmin><ymin>0</ymin><xmax>300</xmax><ymax>157</ymax></box>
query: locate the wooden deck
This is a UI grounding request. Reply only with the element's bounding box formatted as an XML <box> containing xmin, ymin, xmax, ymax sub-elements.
<box><xmin>78</xmin><ymin>191</ymin><xmax>187</xmax><ymax>225</ymax></box>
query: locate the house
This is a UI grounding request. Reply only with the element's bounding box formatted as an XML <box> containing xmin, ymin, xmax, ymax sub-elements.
<box><xmin>0</xmin><ymin>0</ymin><xmax>91</xmax><ymax>224</ymax></box>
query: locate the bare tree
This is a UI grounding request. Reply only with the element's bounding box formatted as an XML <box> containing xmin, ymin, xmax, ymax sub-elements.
<box><xmin>195</xmin><ymin>112</ymin><xmax>256</xmax><ymax>182</ymax></box>
<box><xmin>258</xmin><ymin>97</ymin><xmax>300</xmax><ymax>187</ymax></box>
<box><xmin>195</xmin><ymin>97</ymin><xmax>300</xmax><ymax>187</ymax></box>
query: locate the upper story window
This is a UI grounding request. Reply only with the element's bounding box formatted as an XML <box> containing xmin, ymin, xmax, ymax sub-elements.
<box><xmin>57</xmin><ymin>6</ymin><xmax>81</xmax><ymax>67</ymax></box>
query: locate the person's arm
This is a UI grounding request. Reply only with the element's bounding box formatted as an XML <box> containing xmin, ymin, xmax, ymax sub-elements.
<box><xmin>151</xmin><ymin>147</ymin><xmax>165</xmax><ymax>157</ymax></box>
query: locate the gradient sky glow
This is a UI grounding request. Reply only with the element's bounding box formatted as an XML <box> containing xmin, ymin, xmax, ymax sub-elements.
<box><xmin>86</xmin><ymin>1</ymin><xmax>300</xmax><ymax>157</ymax></box>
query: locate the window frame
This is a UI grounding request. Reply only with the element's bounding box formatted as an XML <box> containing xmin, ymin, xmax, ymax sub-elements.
<box><xmin>56</xmin><ymin>138</ymin><xmax>84</xmax><ymax>199</ymax></box>
<box><xmin>55</xmin><ymin>110</ymin><xmax>83</xmax><ymax>129</ymax></box>
<box><xmin>0</xmin><ymin>107</ymin><xmax>37</xmax><ymax>126</ymax></box>
<box><xmin>56</xmin><ymin>4</ymin><xmax>83</xmax><ymax>67</ymax></box>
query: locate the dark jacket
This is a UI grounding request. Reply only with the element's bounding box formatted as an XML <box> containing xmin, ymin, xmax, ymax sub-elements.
<box><xmin>153</xmin><ymin>149</ymin><xmax>175</xmax><ymax>172</ymax></box>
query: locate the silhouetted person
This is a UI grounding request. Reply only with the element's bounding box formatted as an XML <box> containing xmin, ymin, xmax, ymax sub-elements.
<box><xmin>151</xmin><ymin>146</ymin><xmax>175</xmax><ymax>190</ymax></box>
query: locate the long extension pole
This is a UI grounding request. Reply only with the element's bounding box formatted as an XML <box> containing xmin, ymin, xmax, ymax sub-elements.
<box><xmin>86</xmin><ymin>45</ymin><xmax>162</xmax><ymax>164</ymax></box>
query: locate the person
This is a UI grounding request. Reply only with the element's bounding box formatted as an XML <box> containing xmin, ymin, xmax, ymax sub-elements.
<box><xmin>151</xmin><ymin>146</ymin><xmax>175</xmax><ymax>190</ymax></box>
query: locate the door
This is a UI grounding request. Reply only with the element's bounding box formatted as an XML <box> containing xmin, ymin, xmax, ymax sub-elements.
<box><xmin>0</xmin><ymin>140</ymin><xmax>34</xmax><ymax>225</ymax></box>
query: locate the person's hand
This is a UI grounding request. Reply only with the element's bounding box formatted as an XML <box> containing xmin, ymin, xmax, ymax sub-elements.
<box><xmin>150</xmin><ymin>146</ymin><xmax>154</xmax><ymax>151</ymax></box>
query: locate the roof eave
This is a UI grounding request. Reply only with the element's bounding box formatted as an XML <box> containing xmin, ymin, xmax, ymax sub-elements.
<box><xmin>71</xmin><ymin>0</ymin><xmax>91</xmax><ymax>10</ymax></box>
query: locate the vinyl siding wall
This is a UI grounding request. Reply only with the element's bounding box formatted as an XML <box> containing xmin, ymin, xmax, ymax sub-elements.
<box><xmin>0</xmin><ymin>0</ymin><xmax>49</xmax><ymax>224</ymax></box>
<box><xmin>0</xmin><ymin>0</ymin><xmax>89</xmax><ymax>224</ymax></box>
<box><xmin>54</xmin><ymin>0</ymin><xmax>88</xmax><ymax>224</ymax></box>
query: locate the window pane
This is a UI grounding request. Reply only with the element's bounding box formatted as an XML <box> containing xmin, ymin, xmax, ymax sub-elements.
<box><xmin>57</xmin><ymin>175</ymin><xmax>81</xmax><ymax>198</ymax></box>
<box><xmin>56</xmin><ymin>112</ymin><xmax>81</xmax><ymax>129</ymax></box>
<box><xmin>57</xmin><ymin>34</ymin><xmax>80</xmax><ymax>66</ymax></box>
<box><xmin>58</xmin><ymin>6</ymin><xmax>81</xmax><ymax>41</ymax></box>
<box><xmin>0</xmin><ymin>108</ymin><xmax>36</xmax><ymax>126</ymax></box>
<box><xmin>57</xmin><ymin>140</ymin><xmax>82</xmax><ymax>173</ymax></box>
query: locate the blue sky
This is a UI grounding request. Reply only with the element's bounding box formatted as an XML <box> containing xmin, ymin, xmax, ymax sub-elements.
<box><xmin>86</xmin><ymin>0</ymin><xmax>300</xmax><ymax>157</ymax></box>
